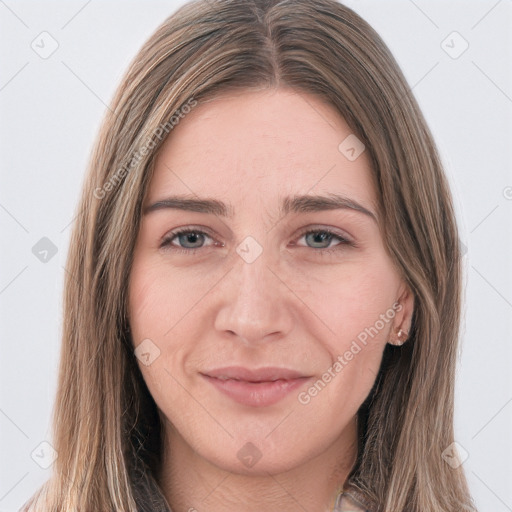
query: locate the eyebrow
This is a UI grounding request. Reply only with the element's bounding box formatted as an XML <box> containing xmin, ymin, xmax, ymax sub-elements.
<box><xmin>144</xmin><ymin>193</ymin><xmax>377</xmax><ymax>221</ymax></box>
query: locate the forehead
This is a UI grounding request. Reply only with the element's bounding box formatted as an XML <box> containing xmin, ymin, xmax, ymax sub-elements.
<box><xmin>148</xmin><ymin>88</ymin><xmax>376</xmax><ymax>214</ymax></box>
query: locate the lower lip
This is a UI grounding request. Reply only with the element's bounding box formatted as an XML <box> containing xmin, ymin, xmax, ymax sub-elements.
<box><xmin>202</xmin><ymin>375</ymin><xmax>311</xmax><ymax>407</ymax></box>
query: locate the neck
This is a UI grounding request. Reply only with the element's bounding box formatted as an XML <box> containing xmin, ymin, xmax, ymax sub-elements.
<box><xmin>158</xmin><ymin>418</ymin><xmax>358</xmax><ymax>512</ymax></box>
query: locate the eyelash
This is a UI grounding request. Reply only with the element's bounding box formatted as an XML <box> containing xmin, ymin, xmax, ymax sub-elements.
<box><xmin>159</xmin><ymin>226</ymin><xmax>355</xmax><ymax>256</ymax></box>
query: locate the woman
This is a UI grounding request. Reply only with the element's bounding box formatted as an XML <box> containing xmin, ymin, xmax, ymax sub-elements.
<box><xmin>22</xmin><ymin>0</ymin><xmax>477</xmax><ymax>510</ymax></box>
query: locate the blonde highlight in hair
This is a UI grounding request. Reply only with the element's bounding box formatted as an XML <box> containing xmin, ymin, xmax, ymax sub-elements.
<box><xmin>22</xmin><ymin>1</ymin><xmax>476</xmax><ymax>510</ymax></box>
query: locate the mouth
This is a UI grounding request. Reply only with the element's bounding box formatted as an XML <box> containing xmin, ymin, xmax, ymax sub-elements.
<box><xmin>200</xmin><ymin>366</ymin><xmax>312</xmax><ymax>407</ymax></box>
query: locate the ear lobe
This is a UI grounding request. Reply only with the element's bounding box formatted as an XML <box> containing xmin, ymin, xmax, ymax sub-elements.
<box><xmin>389</xmin><ymin>284</ymin><xmax>415</xmax><ymax>346</ymax></box>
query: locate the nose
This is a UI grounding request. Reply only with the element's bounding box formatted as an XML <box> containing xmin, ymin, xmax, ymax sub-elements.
<box><xmin>213</xmin><ymin>242</ymin><xmax>294</xmax><ymax>346</ymax></box>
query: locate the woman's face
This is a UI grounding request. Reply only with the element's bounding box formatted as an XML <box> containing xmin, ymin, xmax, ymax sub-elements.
<box><xmin>129</xmin><ymin>88</ymin><xmax>412</xmax><ymax>475</ymax></box>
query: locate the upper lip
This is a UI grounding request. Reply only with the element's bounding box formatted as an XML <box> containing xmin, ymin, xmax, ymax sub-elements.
<box><xmin>202</xmin><ymin>366</ymin><xmax>309</xmax><ymax>382</ymax></box>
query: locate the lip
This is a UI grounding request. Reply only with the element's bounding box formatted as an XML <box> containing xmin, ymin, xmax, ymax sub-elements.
<box><xmin>200</xmin><ymin>366</ymin><xmax>312</xmax><ymax>407</ymax></box>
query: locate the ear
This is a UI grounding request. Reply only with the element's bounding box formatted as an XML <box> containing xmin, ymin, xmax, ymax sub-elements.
<box><xmin>388</xmin><ymin>282</ymin><xmax>415</xmax><ymax>346</ymax></box>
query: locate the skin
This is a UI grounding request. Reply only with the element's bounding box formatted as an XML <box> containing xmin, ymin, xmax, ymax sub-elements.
<box><xmin>128</xmin><ymin>88</ymin><xmax>414</xmax><ymax>512</ymax></box>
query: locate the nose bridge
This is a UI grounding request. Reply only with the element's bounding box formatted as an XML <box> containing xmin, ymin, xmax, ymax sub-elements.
<box><xmin>213</xmin><ymin>234</ymin><xmax>293</xmax><ymax>343</ymax></box>
<box><xmin>236</xmin><ymin>238</ymin><xmax>272</xmax><ymax>298</ymax></box>
<box><xmin>233</xmin><ymin>235</ymin><xmax>277</xmax><ymax>314</ymax></box>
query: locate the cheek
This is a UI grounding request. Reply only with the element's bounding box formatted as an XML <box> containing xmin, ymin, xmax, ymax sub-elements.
<box><xmin>302</xmin><ymin>340</ymin><xmax>384</xmax><ymax>417</ymax></box>
<box><xmin>128</xmin><ymin>260</ymin><xmax>188</xmax><ymax>405</ymax></box>
<box><xmin>128</xmin><ymin>256</ymin><xmax>217</xmax><ymax>342</ymax></box>
<box><xmin>128</xmin><ymin>256</ymin><xmax>223</xmax><ymax>398</ymax></box>
<box><xmin>295</xmin><ymin>269</ymin><xmax>397</xmax><ymax>413</ymax></box>
<box><xmin>289</xmin><ymin>257</ymin><xmax>400</xmax><ymax>349</ymax></box>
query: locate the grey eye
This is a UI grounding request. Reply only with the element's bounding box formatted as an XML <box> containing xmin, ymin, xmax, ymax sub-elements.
<box><xmin>176</xmin><ymin>232</ymin><xmax>206</xmax><ymax>248</ymax></box>
<box><xmin>304</xmin><ymin>231</ymin><xmax>336</xmax><ymax>249</ymax></box>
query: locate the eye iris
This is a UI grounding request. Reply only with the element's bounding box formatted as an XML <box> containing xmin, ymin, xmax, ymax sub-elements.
<box><xmin>306</xmin><ymin>231</ymin><xmax>332</xmax><ymax>249</ymax></box>
<box><xmin>179</xmin><ymin>232</ymin><xmax>204</xmax><ymax>248</ymax></box>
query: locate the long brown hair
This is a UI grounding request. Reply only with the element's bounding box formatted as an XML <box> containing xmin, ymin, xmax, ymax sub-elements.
<box><xmin>22</xmin><ymin>0</ymin><xmax>476</xmax><ymax>510</ymax></box>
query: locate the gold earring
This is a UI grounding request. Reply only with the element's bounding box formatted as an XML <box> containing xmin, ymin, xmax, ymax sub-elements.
<box><xmin>396</xmin><ymin>329</ymin><xmax>408</xmax><ymax>346</ymax></box>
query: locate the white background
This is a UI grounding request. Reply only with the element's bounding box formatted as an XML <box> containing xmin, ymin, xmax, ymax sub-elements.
<box><xmin>1</xmin><ymin>1</ymin><xmax>511</xmax><ymax>511</ymax></box>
